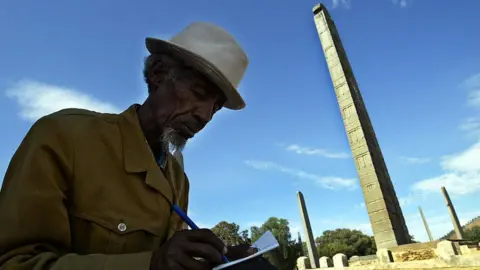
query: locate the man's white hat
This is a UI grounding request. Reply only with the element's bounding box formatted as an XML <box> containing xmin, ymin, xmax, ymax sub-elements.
<box><xmin>146</xmin><ymin>22</ymin><xmax>249</xmax><ymax>110</ymax></box>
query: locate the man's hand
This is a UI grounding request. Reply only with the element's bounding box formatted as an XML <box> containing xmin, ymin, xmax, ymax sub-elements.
<box><xmin>225</xmin><ymin>244</ymin><xmax>258</xmax><ymax>261</ymax></box>
<box><xmin>150</xmin><ymin>229</ymin><xmax>227</xmax><ymax>270</ymax></box>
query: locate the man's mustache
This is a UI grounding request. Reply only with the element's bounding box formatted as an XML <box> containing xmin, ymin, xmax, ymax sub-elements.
<box><xmin>174</xmin><ymin>120</ymin><xmax>205</xmax><ymax>134</ymax></box>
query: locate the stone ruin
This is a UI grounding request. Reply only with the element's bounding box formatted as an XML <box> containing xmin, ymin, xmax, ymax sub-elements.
<box><xmin>296</xmin><ymin>240</ymin><xmax>480</xmax><ymax>269</ymax></box>
<box><xmin>294</xmin><ymin>3</ymin><xmax>480</xmax><ymax>269</ymax></box>
<box><xmin>298</xmin><ymin>187</ymin><xmax>480</xmax><ymax>269</ymax></box>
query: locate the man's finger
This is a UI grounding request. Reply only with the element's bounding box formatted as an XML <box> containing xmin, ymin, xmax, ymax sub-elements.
<box><xmin>225</xmin><ymin>244</ymin><xmax>256</xmax><ymax>261</ymax></box>
<box><xmin>184</xmin><ymin>242</ymin><xmax>224</xmax><ymax>266</ymax></box>
<box><xmin>169</xmin><ymin>261</ymin><xmax>188</xmax><ymax>270</ymax></box>
<box><xmin>185</xmin><ymin>229</ymin><xmax>226</xmax><ymax>254</ymax></box>
<box><xmin>178</xmin><ymin>252</ymin><xmax>212</xmax><ymax>270</ymax></box>
<box><xmin>247</xmin><ymin>247</ymin><xmax>258</xmax><ymax>255</ymax></box>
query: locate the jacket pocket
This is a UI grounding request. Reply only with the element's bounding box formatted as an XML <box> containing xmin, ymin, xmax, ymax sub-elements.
<box><xmin>70</xmin><ymin>211</ymin><xmax>169</xmax><ymax>255</ymax></box>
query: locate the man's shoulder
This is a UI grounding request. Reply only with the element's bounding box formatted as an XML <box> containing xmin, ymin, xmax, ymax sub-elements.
<box><xmin>32</xmin><ymin>108</ymin><xmax>123</xmax><ymax>135</ymax></box>
<box><xmin>47</xmin><ymin>108</ymin><xmax>120</xmax><ymax>121</ymax></box>
<box><xmin>40</xmin><ymin>108</ymin><xmax>121</xmax><ymax>126</ymax></box>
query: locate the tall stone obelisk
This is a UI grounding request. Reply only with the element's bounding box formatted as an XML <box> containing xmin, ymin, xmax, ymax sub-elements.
<box><xmin>441</xmin><ymin>186</ymin><xmax>463</xmax><ymax>239</ymax></box>
<box><xmin>312</xmin><ymin>4</ymin><xmax>411</xmax><ymax>249</ymax></box>
<box><xmin>297</xmin><ymin>191</ymin><xmax>319</xmax><ymax>268</ymax></box>
<box><xmin>418</xmin><ymin>206</ymin><xmax>434</xmax><ymax>242</ymax></box>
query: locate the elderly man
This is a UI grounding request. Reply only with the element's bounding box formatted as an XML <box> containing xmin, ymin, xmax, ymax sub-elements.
<box><xmin>0</xmin><ymin>23</ymin><xmax>274</xmax><ymax>270</ymax></box>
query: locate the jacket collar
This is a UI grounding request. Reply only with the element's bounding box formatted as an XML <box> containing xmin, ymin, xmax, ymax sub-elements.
<box><xmin>118</xmin><ymin>104</ymin><xmax>174</xmax><ymax>205</ymax></box>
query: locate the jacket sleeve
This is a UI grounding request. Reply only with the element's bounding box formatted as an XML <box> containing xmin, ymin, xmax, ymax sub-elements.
<box><xmin>0</xmin><ymin>116</ymin><xmax>152</xmax><ymax>270</ymax></box>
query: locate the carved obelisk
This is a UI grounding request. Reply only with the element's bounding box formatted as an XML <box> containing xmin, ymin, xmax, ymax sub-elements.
<box><xmin>418</xmin><ymin>206</ymin><xmax>434</xmax><ymax>242</ymax></box>
<box><xmin>441</xmin><ymin>186</ymin><xmax>463</xmax><ymax>239</ymax></box>
<box><xmin>297</xmin><ymin>232</ymin><xmax>305</xmax><ymax>256</ymax></box>
<box><xmin>297</xmin><ymin>191</ymin><xmax>319</xmax><ymax>268</ymax></box>
<box><xmin>312</xmin><ymin>4</ymin><xmax>410</xmax><ymax>248</ymax></box>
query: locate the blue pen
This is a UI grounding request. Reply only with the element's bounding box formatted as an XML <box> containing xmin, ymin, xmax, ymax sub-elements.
<box><xmin>172</xmin><ymin>204</ymin><xmax>229</xmax><ymax>263</ymax></box>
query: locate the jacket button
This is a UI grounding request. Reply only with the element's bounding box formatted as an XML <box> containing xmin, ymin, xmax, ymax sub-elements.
<box><xmin>117</xmin><ymin>222</ymin><xmax>127</xmax><ymax>232</ymax></box>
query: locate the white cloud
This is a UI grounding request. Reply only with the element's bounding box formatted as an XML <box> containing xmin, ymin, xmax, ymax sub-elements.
<box><xmin>354</xmin><ymin>202</ymin><xmax>366</xmax><ymax>209</ymax></box>
<box><xmin>5</xmin><ymin>80</ymin><xmax>120</xmax><ymax>121</ymax></box>
<box><xmin>469</xmin><ymin>91</ymin><xmax>480</xmax><ymax>108</ymax></box>
<box><xmin>401</xmin><ymin>156</ymin><xmax>431</xmax><ymax>165</ymax></box>
<box><xmin>398</xmin><ymin>194</ymin><xmax>415</xmax><ymax>207</ymax></box>
<box><xmin>332</xmin><ymin>0</ymin><xmax>351</xmax><ymax>9</ymax></box>
<box><xmin>413</xmin><ymin>142</ymin><xmax>480</xmax><ymax>196</ymax></box>
<box><xmin>406</xmin><ymin>210</ymin><xmax>480</xmax><ymax>242</ymax></box>
<box><xmin>244</xmin><ymin>160</ymin><xmax>357</xmax><ymax>190</ymax></box>
<box><xmin>285</xmin><ymin>144</ymin><xmax>350</xmax><ymax>159</ymax></box>
<box><xmin>392</xmin><ymin>0</ymin><xmax>408</xmax><ymax>8</ymax></box>
<box><xmin>459</xmin><ymin>117</ymin><xmax>480</xmax><ymax>138</ymax></box>
<box><xmin>411</xmin><ymin>73</ymin><xmax>480</xmax><ymax>197</ymax></box>
<box><xmin>458</xmin><ymin>73</ymin><xmax>480</xmax><ymax>137</ymax></box>
<box><xmin>463</xmin><ymin>73</ymin><xmax>480</xmax><ymax>108</ymax></box>
<box><xmin>441</xmin><ymin>142</ymin><xmax>480</xmax><ymax>173</ymax></box>
<box><xmin>319</xmin><ymin>177</ymin><xmax>357</xmax><ymax>190</ymax></box>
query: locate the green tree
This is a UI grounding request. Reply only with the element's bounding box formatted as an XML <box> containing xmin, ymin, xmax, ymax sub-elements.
<box><xmin>315</xmin><ymin>228</ymin><xmax>376</xmax><ymax>258</ymax></box>
<box><xmin>409</xmin><ymin>234</ymin><xmax>418</xmax><ymax>243</ymax></box>
<box><xmin>211</xmin><ymin>221</ymin><xmax>250</xmax><ymax>246</ymax></box>
<box><xmin>250</xmin><ymin>217</ymin><xmax>303</xmax><ymax>270</ymax></box>
<box><xmin>301</xmin><ymin>242</ymin><xmax>308</xmax><ymax>257</ymax></box>
<box><xmin>463</xmin><ymin>226</ymin><xmax>480</xmax><ymax>242</ymax></box>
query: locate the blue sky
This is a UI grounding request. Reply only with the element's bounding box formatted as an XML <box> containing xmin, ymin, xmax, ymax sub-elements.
<box><xmin>1</xmin><ymin>0</ymin><xmax>479</xmax><ymax>243</ymax></box>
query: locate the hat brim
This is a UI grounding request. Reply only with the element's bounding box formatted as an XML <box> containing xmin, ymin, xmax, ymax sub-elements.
<box><xmin>145</xmin><ymin>37</ymin><xmax>246</xmax><ymax>110</ymax></box>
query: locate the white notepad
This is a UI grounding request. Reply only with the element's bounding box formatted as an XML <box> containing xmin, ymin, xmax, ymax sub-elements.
<box><xmin>213</xmin><ymin>230</ymin><xmax>279</xmax><ymax>270</ymax></box>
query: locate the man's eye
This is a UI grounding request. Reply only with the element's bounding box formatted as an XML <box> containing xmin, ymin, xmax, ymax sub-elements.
<box><xmin>191</xmin><ymin>85</ymin><xmax>206</xmax><ymax>96</ymax></box>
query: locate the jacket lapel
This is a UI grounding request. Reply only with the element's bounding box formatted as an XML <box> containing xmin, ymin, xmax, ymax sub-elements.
<box><xmin>118</xmin><ymin>104</ymin><xmax>174</xmax><ymax>205</ymax></box>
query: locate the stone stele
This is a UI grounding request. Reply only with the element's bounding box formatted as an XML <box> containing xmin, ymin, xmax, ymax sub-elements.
<box><xmin>311</xmin><ymin>3</ymin><xmax>411</xmax><ymax>249</ymax></box>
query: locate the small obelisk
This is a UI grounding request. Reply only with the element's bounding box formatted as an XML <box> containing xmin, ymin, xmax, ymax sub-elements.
<box><xmin>298</xmin><ymin>232</ymin><xmax>303</xmax><ymax>245</ymax></box>
<box><xmin>418</xmin><ymin>206</ymin><xmax>434</xmax><ymax>242</ymax></box>
<box><xmin>297</xmin><ymin>191</ymin><xmax>319</xmax><ymax>268</ymax></box>
<box><xmin>297</xmin><ymin>232</ymin><xmax>305</xmax><ymax>256</ymax></box>
<box><xmin>441</xmin><ymin>186</ymin><xmax>463</xmax><ymax>239</ymax></box>
<box><xmin>312</xmin><ymin>3</ymin><xmax>411</xmax><ymax>249</ymax></box>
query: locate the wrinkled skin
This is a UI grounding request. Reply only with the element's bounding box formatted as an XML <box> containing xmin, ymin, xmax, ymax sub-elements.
<box><xmin>137</xmin><ymin>54</ymin><xmax>226</xmax><ymax>155</ymax></box>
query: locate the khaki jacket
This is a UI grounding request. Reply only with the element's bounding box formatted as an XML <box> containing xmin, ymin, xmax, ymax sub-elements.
<box><xmin>0</xmin><ymin>105</ymin><xmax>189</xmax><ymax>269</ymax></box>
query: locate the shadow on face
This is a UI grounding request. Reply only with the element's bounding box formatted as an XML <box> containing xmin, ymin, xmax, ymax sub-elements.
<box><xmin>144</xmin><ymin>54</ymin><xmax>226</xmax><ymax>150</ymax></box>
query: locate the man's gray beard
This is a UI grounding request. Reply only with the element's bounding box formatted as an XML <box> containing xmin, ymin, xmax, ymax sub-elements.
<box><xmin>162</xmin><ymin>127</ymin><xmax>187</xmax><ymax>153</ymax></box>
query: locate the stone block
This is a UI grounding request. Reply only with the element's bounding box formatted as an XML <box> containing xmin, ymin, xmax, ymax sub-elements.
<box><xmin>333</xmin><ymin>253</ymin><xmax>348</xmax><ymax>267</ymax></box>
<box><xmin>376</xmin><ymin>248</ymin><xmax>393</xmax><ymax>263</ymax></box>
<box><xmin>319</xmin><ymin>256</ymin><xmax>333</xmax><ymax>268</ymax></box>
<box><xmin>296</xmin><ymin>256</ymin><xmax>310</xmax><ymax>270</ymax></box>
<box><xmin>459</xmin><ymin>245</ymin><xmax>471</xmax><ymax>255</ymax></box>
<box><xmin>435</xmin><ymin>240</ymin><xmax>457</xmax><ymax>261</ymax></box>
<box><xmin>349</xmin><ymin>255</ymin><xmax>359</xmax><ymax>261</ymax></box>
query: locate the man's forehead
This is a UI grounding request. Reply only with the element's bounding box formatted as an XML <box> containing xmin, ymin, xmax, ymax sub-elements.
<box><xmin>182</xmin><ymin>66</ymin><xmax>225</xmax><ymax>98</ymax></box>
<box><xmin>152</xmin><ymin>53</ymin><xmax>226</xmax><ymax>101</ymax></box>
